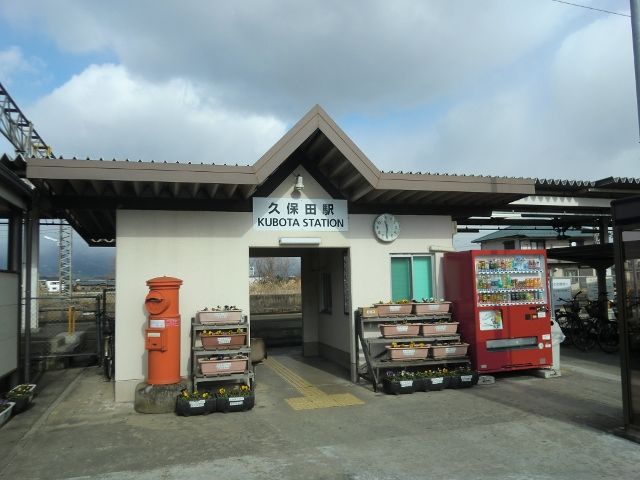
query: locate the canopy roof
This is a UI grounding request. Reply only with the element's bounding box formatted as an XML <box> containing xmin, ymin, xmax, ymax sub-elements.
<box><xmin>2</xmin><ymin>105</ymin><xmax>535</xmax><ymax>245</ymax></box>
<box><xmin>546</xmin><ymin>244</ymin><xmax>614</xmax><ymax>269</ymax></box>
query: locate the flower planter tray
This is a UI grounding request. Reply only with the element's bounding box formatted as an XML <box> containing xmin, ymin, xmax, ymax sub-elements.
<box><xmin>420</xmin><ymin>322</ymin><xmax>459</xmax><ymax>335</ymax></box>
<box><xmin>379</xmin><ymin>324</ymin><xmax>420</xmax><ymax>337</ymax></box>
<box><xmin>430</xmin><ymin>343</ymin><xmax>469</xmax><ymax>359</ymax></box>
<box><xmin>421</xmin><ymin>376</ymin><xmax>450</xmax><ymax>391</ymax></box>
<box><xmin>413</xmin><ymin>302</ymin><xmax>451</xmax><ymax>314</ymax></box>
<box><xmin>0</xmin><ymin>402</ymin><xmax>15</xmax><ymax>427</ymax></box>
<box><xmin>198</xmin><ymin>358</ymin><xmax>248</xmax><ymax>376</ymax></box>
<box><xmin>201</xmin><ymin>333</ymin><xmax>247</xmax><ymax>350</ymax></box>
<box><xmin>198</xmin><ymin>310</ymin><xmax>243</xmax><ymax>324</ymax></box>
<box><xmin>386</xmin><ymin>346</ymin><xmax>430</xmax><ymax>360</ymax></box>
<box><xmin>375</xmin><ymin>304</ymin><xmax>412</xmax><ymax>316</ymax></box>
<box><xmin>447</xmin><ymin>372</ymin><xmax>479</xmax><ymax>389</ymax></box>
<box><xmin>175</xmin><ymin>397</ymin><xmax>216</xmax><ymax>416</ymax></box>
<box><xmin>359</xmin><ymin>307</ymin><xmax>379</xmax><ymax>318</ymax></box>
<box><xmin>216</xmin><ymin>394</ymin><xmax>255</xmax><ymax>412</ymax></box>
<box><xmin>382</xmin><ymin>377</ymin><xmax>416</xmax><ymax>394</ymax></box>
<box><xmin>7</xmin><ymin>384</ymin><xmax>36</xmax><ymax>414</ymax></box>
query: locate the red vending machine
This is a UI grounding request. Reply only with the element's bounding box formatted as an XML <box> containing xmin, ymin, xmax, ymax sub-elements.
<box><xmin>444</xmin><ymin>250</ymin><xmax>552</xmax><ymax>373</ymax></box>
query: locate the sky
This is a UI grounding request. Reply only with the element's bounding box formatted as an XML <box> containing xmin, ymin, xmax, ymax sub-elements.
<box><xmin>0</xmin><ymin>0</ymin><xmax>638</xmax><ymax>182</ymax></box>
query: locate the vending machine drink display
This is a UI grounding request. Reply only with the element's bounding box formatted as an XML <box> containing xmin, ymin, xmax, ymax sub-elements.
<box><xmin>444</xmin><ymin>250</ymin><xmax>552</xmax><ymax>373</ymax></box>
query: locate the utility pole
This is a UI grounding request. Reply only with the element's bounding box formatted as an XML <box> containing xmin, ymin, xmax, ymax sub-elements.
<box><xmin>631</xmin><ymin>0</ymin><xmax>640</xmax><ymax>137</ymax></box>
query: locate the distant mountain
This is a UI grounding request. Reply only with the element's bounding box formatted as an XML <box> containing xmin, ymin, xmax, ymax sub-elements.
<box><xmin>40</xmin><ymin>230</ymin><xmax>115</xmax><ymax>279</ymax></box>
<box><xmin>0</xmin><ymin>226</ymin><xmax>114</xmax><ymax>279</ymax></box>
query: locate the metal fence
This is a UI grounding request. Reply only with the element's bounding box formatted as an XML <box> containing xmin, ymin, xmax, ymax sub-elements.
<box><xmin>249</xmin><ymin>293</ymin><xmax>301</xmax><ymax>314</ymax></box>
<box><xmin>23</xmin><ymin>289</ymin><xmax>114</xmax><ymax>375</ymax></box>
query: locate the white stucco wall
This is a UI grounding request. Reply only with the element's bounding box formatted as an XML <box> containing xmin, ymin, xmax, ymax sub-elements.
<box><xmin>114</xmin><ymin>170</ymin><xmax>455</xmax><ymax>400</ymax></box>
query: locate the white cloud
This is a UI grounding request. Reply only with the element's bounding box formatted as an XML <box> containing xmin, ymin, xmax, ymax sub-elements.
<box><xmin>2</xmin><ymin>1</ymin><xmax>638</xmax><ymax>179</ymax></box>
<box><xmin>29</xmin><ymin>64</ymin><xmax>287</xmax><ymax>163</ymax></box>
<box><xmin>0</xmin><ymin>46</ymin><xmax>37</xmax><ymax>83</ymax></box>
<box><xmin>348</xmin><ymin>15</ymin><xmax>639</xmax><ymax>180</ymax></box>
<box><xmin>1</xmin><ymin>0</ymin><xmax>581</xmax><ymax>117</ymax></box>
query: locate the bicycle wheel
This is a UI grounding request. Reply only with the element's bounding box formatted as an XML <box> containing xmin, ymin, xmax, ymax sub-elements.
<box><xmin>571</xmin><ymin>319</ymin><xmax>597</xmax><ymax>351</ymax></box>
<box><xmin>103</xmin><ymin>336</ymin><xmax>115</xmax><ymax>380</ymax></box>
<box><xmin>597</xmin><ymin>322</ymin><xmax>619</xmax><ymax>354</ymax></box>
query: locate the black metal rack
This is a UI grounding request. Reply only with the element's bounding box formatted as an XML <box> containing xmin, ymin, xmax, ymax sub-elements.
<box><xmin>356</xmin><ymin>312</ymin><xmax>471</xmax><ymax>391</ymax></box>
<box><xmin>190</xmin><ymin>315</ymin><xmax>254</xmax><ymax>390</ymax></box>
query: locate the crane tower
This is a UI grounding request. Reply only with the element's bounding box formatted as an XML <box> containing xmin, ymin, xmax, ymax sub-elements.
<box><xmin>0</xmin><ymin>81</ymin><xmax>72</xmax><ymax>294</ymax></box>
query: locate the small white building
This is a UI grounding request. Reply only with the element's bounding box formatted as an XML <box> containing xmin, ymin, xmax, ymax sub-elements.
<box><xmin>44</xmin><ymin>280</ymin><xmax>61</xmax><ymax>293</ymax></box>
<box><xmin>10</xmin><ymin>106</ymin><xmax>536</xmax><ymax>401</ymax></box>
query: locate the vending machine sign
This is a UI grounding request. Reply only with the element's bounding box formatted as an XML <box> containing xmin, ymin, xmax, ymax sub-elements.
<box><xmin>479</xmin><ymin>310</ymin><xmax>503</xmax><ymax>331</ymax></box>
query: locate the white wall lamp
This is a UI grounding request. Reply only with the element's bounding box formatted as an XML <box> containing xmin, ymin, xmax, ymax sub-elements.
<box><xmin>294</xmin><ymin>174</ymin><xmax>304</xmax><ymax>192</ymax></box>
<box><xmin>279</xmin><ymin>237</ymin><xmax>321</xmax><ymax>246</ymax></box>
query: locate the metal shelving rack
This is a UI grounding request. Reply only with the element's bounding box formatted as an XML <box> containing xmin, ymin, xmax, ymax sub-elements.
<box><xmin>190</xmin><ymin>314</ymin><xmax>254</xmax><ymax>390</ymax></box>
<box><xmin>356</xmin><ymin>312</ymin><xmax>471</xmax><ymax>391</ymax></box>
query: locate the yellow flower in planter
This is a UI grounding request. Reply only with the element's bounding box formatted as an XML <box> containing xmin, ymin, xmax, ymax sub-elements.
<box><xmin>179</xmin><ymin>388</ymin><xmax>211</xmax><ymax>400</ymax></box>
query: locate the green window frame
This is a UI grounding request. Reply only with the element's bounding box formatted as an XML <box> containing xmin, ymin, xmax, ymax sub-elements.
<box><xmin>390</xmin><ymin>255</ymin><xmax>434</xmax><ymax>302</ymax></box>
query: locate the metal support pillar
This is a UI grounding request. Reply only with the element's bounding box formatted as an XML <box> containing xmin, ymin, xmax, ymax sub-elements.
<box><xmin>23</xmin><ymin>209</ymin><xmax>35</xmax><ymax>382</ymax></box>
<box><xmin>21</xmin><ymin>202</ymin><xmax>40</xmax><ymax>383</ymax></box>
<box><xmin>597</xmin><ymin>217</ymin><xmax>610</xmax><ymax>320</ymax></box>
<box><xmin>8</xmin><ymin>213</ymin><xmax>22</xmax><ymax>272</ymax></box>
<box><xmin>631</xmin><ymin>0</ymin><xmax>640</xmax><ymax>138</ymax></box>
<box><xmin>8</xmin><ymin>213</ymin><xmax>23</xmax><ymax>385</ymax></box>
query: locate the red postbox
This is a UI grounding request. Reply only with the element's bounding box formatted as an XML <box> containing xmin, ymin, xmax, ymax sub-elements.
<box><xmin>144</xmin><ymin>276</ymin><xmax>183</xmax><ymax>385</ymax></box>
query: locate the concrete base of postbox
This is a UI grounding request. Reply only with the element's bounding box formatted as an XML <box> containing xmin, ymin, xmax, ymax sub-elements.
<box><xmin>134</xmin><ymin>380</ymin><xmax>187</xmax><ymax>414</ymax></box>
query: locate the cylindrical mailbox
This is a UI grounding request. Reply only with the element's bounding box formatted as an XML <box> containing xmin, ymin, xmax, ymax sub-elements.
<box><xmin>144</xmin><ymin>276</ymin><xmax>183</xmax><ymax>385</ymax></box>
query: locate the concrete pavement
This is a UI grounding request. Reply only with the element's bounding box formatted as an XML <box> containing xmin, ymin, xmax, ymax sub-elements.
<box><xmin>0</xmin><ymin>346</ymin><xmax>637</xmax><ymax>480</ymax></box>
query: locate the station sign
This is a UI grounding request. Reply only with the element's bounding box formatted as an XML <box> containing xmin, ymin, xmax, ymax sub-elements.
<box><xmin>253</xmin><ymin>197</ymin><xmax>348</xmax><ymax>231</ymax></box>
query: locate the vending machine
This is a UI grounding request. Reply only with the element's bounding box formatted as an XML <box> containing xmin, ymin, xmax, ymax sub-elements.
<box><xmin>444</xmin><ymin>250</ymin><xmax>552</xmax><ymax>373</ymax></box>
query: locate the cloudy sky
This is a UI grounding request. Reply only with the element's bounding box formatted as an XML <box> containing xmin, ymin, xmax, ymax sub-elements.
<box><xmin>0</xmin><ymin>0</ymin><xmax>638</xmax><ymax>181</ymax></box>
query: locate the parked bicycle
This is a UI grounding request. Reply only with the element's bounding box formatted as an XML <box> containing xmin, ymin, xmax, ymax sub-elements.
<box><xmin>100</xmin><ymin>311</ymin><xmax>115</xmax><ymax>380</ymax></box>
<box><xmin>589</xmin><ymin>299</ymin><xmax>618</xmax><ymax>354</ymax></box>
<box><xmin>555</xmin><ymin>291</ymin><xmax>583</xmax><ymax>346</ymax></box>
<box><xmin>564</xmin><ymin>298</ymin><xmax>618</xmax><ymax>353</ymax></box>
<box><xmin>99</xmin><ymin>288</ymin><xmax>116</xmax><ymax>381</ymax></box>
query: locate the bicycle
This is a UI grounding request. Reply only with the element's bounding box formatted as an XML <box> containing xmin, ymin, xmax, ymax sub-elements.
<box><xmin>555</xmin><ymin>291</ymin><xmax>583</xmax><ymax>346</ymax></box>
<box><xmin>569</xmin><ymin>299</ymin><xmax>618</xmax><ymax>353</ymax></box>
<box><xmin>101</xmin><ymin>312</ymin><xmax>115</xmax><ymax>380</ymax></box>
<box><xmin>591</xmin><ymin>300</ymin><xmax>618</xmax><ymax>354</ymax></box>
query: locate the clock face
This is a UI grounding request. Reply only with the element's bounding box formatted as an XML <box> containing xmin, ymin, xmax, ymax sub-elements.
<box><xmin>373</xmin><ymin>213</ymin><xmax>400</xmax><ymax>242</ymax></box>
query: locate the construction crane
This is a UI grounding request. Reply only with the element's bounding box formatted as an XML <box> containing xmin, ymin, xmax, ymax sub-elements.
<box><xmin>0</xmin><ymin>81</ymin><xmax>73</xmax><ymax>295</ymax></box>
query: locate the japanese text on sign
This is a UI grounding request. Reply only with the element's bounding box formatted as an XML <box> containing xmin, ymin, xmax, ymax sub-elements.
<box><xmin>253</xmin><ymin>198</ymin><xmax>348</xmax><ymax>231</ymax></box>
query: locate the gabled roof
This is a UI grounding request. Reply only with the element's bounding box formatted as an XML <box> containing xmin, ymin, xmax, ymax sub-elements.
<box><xmin>5</xmin><ymin>105</ymin><xmax>536</xmax><ymax>245</ymax></box>
<box><xmin>472</xmin><ymin>226</ymin><xmax>592</xmax><ymax>243</ymax></box>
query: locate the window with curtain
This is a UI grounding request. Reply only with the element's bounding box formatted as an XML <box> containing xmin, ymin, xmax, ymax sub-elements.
<box><xmin>391</xmin><ymin>255</ymin><xmax>433</xmax><ymax>302</ymax></box>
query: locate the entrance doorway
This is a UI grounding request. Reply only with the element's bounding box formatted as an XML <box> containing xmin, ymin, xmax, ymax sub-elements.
<box><xmin>249</xmin><ymin>255</ymin><xmax>302</xmax><ymax>348</ymax></box>
<box><xmin>249</xmin><ymin>247</ymin><xmax>352</xmax><ymax>375</ymax></box>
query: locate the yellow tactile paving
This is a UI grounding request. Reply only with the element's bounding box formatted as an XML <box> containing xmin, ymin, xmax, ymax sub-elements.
<box><xmin>263</xmin><ymin>357</ymin><xmax>364</xmax><ymax>411</ymax></box>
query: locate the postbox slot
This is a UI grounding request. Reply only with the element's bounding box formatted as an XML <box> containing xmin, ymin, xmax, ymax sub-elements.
<box><xmin>145</xmin><ymin>328</ymin><xmax>166</xmax><ymax>351</ymax></box>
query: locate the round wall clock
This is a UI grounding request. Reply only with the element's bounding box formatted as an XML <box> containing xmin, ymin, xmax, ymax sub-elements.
<box><xmin>373</xmin><ymin>213</ymin><xmax>400</xmax><ymax>242</ymax></box>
